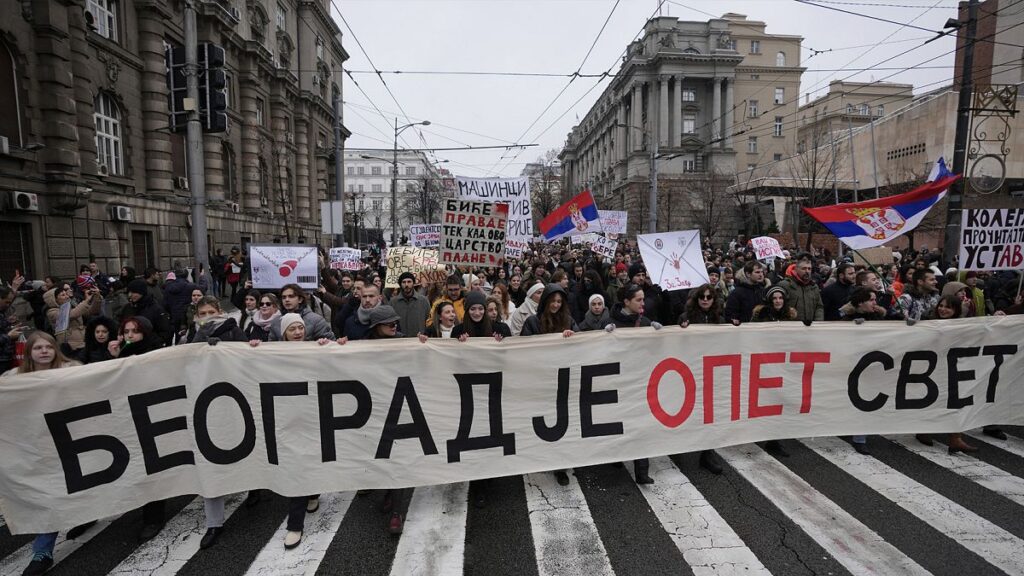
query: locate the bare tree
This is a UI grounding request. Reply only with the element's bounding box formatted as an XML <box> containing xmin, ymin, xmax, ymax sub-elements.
<box><xmin>401</xmin><ymin>177</ymin><xmax>449</xmax><ymax>226</ymax></box>
<box><xmin>669</xmin><ymin>169</ymin><xmax>736</xmax><ymax>243</ymax></box>
<box><xmin>524</xmin><ymin>149</ymin><xmax>562</xmax><ymax>222</ymax></box>
<box><xmin>785</xmin><ymin>117</ymin><xmax>838</xmax><ymax>250</ymax></box>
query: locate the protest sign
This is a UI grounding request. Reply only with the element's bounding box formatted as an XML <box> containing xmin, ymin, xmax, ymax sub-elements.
<box><xmin>505</xmin><ymin>238</ymin><xmax>528</xmax><ymax>259</ymax></box>
<box><xmin>384</xmin><ymin>246</ymin><xmax>446</xmax><ymax>288</ymax></box>
<box><xmin>751</xmin><ymin>236</ymin><xmax>784</xmax><ymax>261</ymax></box>
<box><xmin>440</xmin><ymin>199</ymin><xmax>508</xmax><ymax>266</ymax></box>
<box><xmin>410</xmin><ymin>224</ymin><xmax>442</xmax><ymax>248</ymax></box>
<box><xmin>959</xmin><ymin>208</ymin><xmax>1024</xmax><ymax>271</ymax></box>
<box><xmin>589</xmin><ymin>235</ymin><xmax>618</xmax><ymax>259</ymax></box>
<box><xmin>572</xmin><ymin>233</ymin><xmax>598</xmax><ymax>246</ymax></box>
<box><xmin>851</xmin><ymin>246</ymin><xmax>894</xmax><ymax>267</ymax></box>
<box><xmin>637</xmin><ymin>230</ymin><xmax>710</xmax><ymax>291</ymax></box>
<box><xmin>456</xmin><ymin>176</ymin><xmax>532</xmax><ymax>239</ymax></box>
<box><xmin>599</xmin><ymin>210</ymin><xmax>628</xmax><ymax>234</ymax></box>
<box><xmin>249</xmin><ymin>245</ymin><xmax>318</xmax><ymax>290</ymax></box>
<box><xmin>328</xmin><ymin>247</ymin><xmax>362</xmax><ymax>271</ymax></box>
<box><xmin>1</xmin><ymin>317</ymin><xmax>1021</xmax><ymax>533</ymax></box>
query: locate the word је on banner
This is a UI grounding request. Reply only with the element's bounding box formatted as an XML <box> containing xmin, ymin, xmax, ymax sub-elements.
<box><xmin>959</xmin><ymin>208</ymin><xmax>1024</xmax><ymax>271</ymax></box>
<box><xmin>1</xmin><ymin>318</ymin><xmax>1021</xmax><ymax>533</ymax></box>
<box><xmin>384</xmin><ymin>246</ymin><xmax>446</xmax><ymax>288</ymax></box>
<box><xmin>410</xmin><ymin>224</ymin><xmax>442</xmax><ymax>248</ymax></box>
<box><xmin>599</xmin><ymin>210</ymin><xmax>628</xmax><ymax>235</ymax></box>
<box><xmin>328</xmin><ymin>247</ymin><xmax>362</xmax><ymax>271</ymax></box>
<box><xmin>751</xmin><ymin>236</ymin><xmax>784</xmax><ymax>261</ymax></box>
<box><xmin>456</xmin><ymin>177</ymin><xmax>532</xmax><ymax>239</ymax></box>
<box><xmin>440</xmin><ymin>199</ymin><xmax>508</xmax><ymax>266</ymax></box>
<box><xmin>637</xmin><ymin>230</ymin><xmax>710</xmax><ymax>291</ymax></box>
<box><xmin>505</xmin><ymin>239</ymin><xmax>528</xmax><ymax>259</ymax></box>
<box><xmin>249</xmin><ymin>245</ymin><xmax>319</xmax><ymax>290</ymax></box>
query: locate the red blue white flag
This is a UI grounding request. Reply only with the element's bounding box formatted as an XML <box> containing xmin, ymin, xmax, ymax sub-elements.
<box><xmin>803</xmin><ymin>158</ymin><xmax>959</xmax><ymax>250</ymax></box>
<box><xmin>538</xmin><ymin>189</ymin><xmax>602</xmax><ymax>241</ymax></box>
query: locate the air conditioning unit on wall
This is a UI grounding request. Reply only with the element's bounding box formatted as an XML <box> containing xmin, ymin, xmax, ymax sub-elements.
<box><xmin>10</xmin><ymin>191</ymin><xmax>39</xmax><ymax>212</ymax></box>
<box><xmin>228</xmin><ymin>201</ymin><xmax>240</xmax><ymax>213</ymax></box>
<box><xmin>176</xmin><ymin>176</ymin><xmax>190</xmax><ymax>190</ymax></box>
<box><xmin>111</xmin><ymin>205</ymin><xmax>133</xmax><ymax>222</ymax></box>
<box><xmin>97</xmin><ymin>164</ymin><xmax>109</xmax><ymax>176</ymax></box>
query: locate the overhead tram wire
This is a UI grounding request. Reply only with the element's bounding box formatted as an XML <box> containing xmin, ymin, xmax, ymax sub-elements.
<box><xmin>342</xmin><ymin>100</ymin><xmax>520</xmax><ymax>147</ymax></box>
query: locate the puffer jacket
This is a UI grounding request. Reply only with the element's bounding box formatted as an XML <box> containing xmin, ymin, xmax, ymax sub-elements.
<box><xmin>43</xmin><ymin>288</ymin><xmax>101</xmax><ymax>351</ymax></box>
<box><xmin>724</xmin><ymin>269</ymin><xmax>769</xmax><ymax>324</ymax></box>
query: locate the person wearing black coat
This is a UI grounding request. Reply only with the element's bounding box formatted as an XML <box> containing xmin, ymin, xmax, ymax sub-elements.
<box><xmin>451</xmin><ymin>291</ymin><xmax>512</xmax><ymax>340</ymax></box>
<box><xmin>821</xmin><ymin>263</ymin><xmax>856</xmax><ymax>321</ymax></box>
<box><xmin>575</xmin><ymin>269</ymin><xmax>609</xmax><ymax>323</ymax></box>
<box><xmin>163</xmin><ymin>270</ymin><xmax>198</xmax><ymax>331</ymax></box>
<box><xmin>677</xmin><ymin>285</ymin><xmax>727</xmax><ymax>474</ymax></box>
<box><xmin>724</xmin><ymin>261</ymin><xmax>770</xmax><ymax>325</ymax></box>
<box><xmin>78</xmin><ymin>316</ymin><xmax>118</xmax><ymax>364</ymax></box>
<box><xmin>124</xmin><ymin>279</ymin><xmax>173</xmax><ymax>346</ymax></box>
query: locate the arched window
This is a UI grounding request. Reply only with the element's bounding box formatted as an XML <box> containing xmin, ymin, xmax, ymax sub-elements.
<box><xmin>0</xmin><ymin>40</ymin><xmax>23</xmax><ymax>146</ymax></box>
<box><xmin>776</xmin><ymin>51</ymin><xmax>786</xmax><ymax>67</ymax></box>
<box><xmin>94</xmin><ymin>92</ymin><xmax>123</xmax><ymax>175</ymax></box>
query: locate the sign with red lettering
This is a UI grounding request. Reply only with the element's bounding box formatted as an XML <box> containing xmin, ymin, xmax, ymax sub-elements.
<box><xmin>751</xmin><ymin>236</ymin><xmax>784</xmax><ymax>261</ymax></box>
<box><xmin>384</xmin><ymin>246</ymin><xmax>446</xmax><ymax>288</ymax></box>
<box><xmin>637</xmin><ymin>230</ymin><xmax>710</xmax><ymax>291</ymax></box>
<box><xmin>440</xmin><ymin>198</ymin><xmax>508</xmax><ymax>266</ymax></box>
<box><xmin>1</xmin><ymin>318</ymin><xmax>1022</xmax><ymax>533</ymax></box>
<box><xmin>959</xmin><ymin>208</ymin><xmax>1024</xmax><ymax>271</ymax></box>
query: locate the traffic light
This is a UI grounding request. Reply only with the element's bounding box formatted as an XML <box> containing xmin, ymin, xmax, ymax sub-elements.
<box><xmin>198</xmin><ymin>43</ymin><xmax>228</xmax><ymax>133</ymax></box>
<box><xmin>165</xmin><ymin>44</ymin><xmax>188</xmax><ymax>133</ymax></box>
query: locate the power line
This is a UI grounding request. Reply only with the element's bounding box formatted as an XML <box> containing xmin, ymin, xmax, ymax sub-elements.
<box><xmin>343</xmin><ymin>100</ymin><xmax>519</xmax><ymax>146</ymax></box>
<box><xmin>793</xmin><ymin>0</ymin><xmax>940</xmax><ymax>33</ymax></box>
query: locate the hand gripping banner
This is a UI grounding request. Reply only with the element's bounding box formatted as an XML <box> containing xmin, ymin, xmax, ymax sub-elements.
<box><xmin>1</xmin><ymin>317</ymin><xmax>1023</xmax><ymax>533</ymax></box>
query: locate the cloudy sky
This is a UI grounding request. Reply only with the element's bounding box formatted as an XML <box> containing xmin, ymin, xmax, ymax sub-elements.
<box><xmin>330</xmin><ymin>0</ymin><xmax>963</xmax><ymax>177</ymax></box>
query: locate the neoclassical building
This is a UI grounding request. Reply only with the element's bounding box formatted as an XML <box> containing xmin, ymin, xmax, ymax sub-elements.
<box><xmin>559</xmin><ymin>14</ymin><xmax>803</xmax><ymax>238</ymax></box>
<box><xmin>0</xmin><ymin>0</ymin><xmax>348</xmax><ymax>279</ymax></box>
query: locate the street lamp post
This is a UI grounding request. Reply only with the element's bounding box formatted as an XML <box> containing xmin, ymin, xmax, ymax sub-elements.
<box><xmin>392</xmin><ymin>118</ymin><xmax>430</xmax><ymax>245</ymax></box>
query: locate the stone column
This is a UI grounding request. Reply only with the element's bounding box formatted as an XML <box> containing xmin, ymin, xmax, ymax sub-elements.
<box><xmin>712</xmin><ymin>78</ymin><xmax>723</xmax><ymax>147</ymax></box>
<box><xmin>295</xmin><ymin>117</ymin><xmax>311</xmax><ymax>222</ymax></box>
<box><xmin>631</xmin><ymin>84</ymin><xmax>643</xmax><ymax>152</ymax></box>
<box><xmin>137</xmin><ymin>5</ymin><xmax>174</xmax><ymax>195</ymax></box>
<box><xmin>32</xmin><ymin>2</ymin><xmax>80</xmax><ymax>184</ymax></box>
<box><xmin>204</xmin><ymin>135</ymin><xmax>224</xmax><ymax>201</ymax></box>
<box><xmin>68</xmin><ymin>8</ymin><xmax>95</xmax><ymax>177</ymax></box>
<box><xmin>616</xmin><ymin>102</ymin><xmax>627</xmax><ymax>161</ymax></box>
<box><xmin>659</xmin><ymin>77</ymin><xmax>669</xmax><ymax>146</ymax></box>
<box><xmin>270</xmin><ymin>98</ymin><xmax>291</xmax><ymax>218</ymax></box>
<box><xmin>672</xmin><ymin>76</ymin><xmax>683</xmax><ymax>147</ymax></box>
<box><xmin>240</xmin><ymin>84</ymin><xmax>262</xmax><ymax>212</ymax></box>
<box><xmin>724</xmin><ymin>78</ymin><xmax>735</xmax><ymax>150</ymax></box>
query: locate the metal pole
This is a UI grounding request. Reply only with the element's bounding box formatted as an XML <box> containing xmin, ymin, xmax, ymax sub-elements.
<box><xmin>392</xmin><ymin>118</ymin><xmax>398</xmax><ymax>245</ymax></box>
<box><xmin>829</xmin><ymin>118</ymin><xmax>842</xmax><ymax>257</ymax></box>
<box><xmin>869</xmin><ymin>119</ymin><xmax>880</xmax><ymax>199</ymax></box>
<box><xmin>846</xmin><ymin>115</ymin><xmax>859</xmax><ymax>203</ymax></box>
<box><xmin>942</xmin><ymin>0</ymin><xmax>978</xmax><ymax>270</ymax></box>
<box><xmin>184</xmin><ymin>0</ymin><xmax>209</xmax><ymax>275</ymax></box>
<box><xmin>333</xmin><ymin>90</ymin><xmax>346</xmax><ymax>246</ymax></box>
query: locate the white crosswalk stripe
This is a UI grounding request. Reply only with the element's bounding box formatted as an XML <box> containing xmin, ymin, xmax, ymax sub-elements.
<box><xmin>965</xmin><ymin>429</ymin><xmax>1024</xmax><ymax>459</ymax></box>
<box><xmin>389</xmin><ymin>483</ymin><xmax>469</xmax><ymax>576</ymax></box>
<box><xmin>523</xmin><ymin>471</ymin><xmax>615</xmax><ymax>576</ymax></box>
<box><xmin>717</xmin><ymin>443</ymin><xmax>931</xmax><ymax>576</ymax></box>
<box><xmin>805</xmin><ymin>436</ymin><xmax>1024</xmax><ymax>576</ymax></box>
<box><xmin>244</xmin><ymin>492</ymin><xmax>355</xmax><ymax>576</ymax></box>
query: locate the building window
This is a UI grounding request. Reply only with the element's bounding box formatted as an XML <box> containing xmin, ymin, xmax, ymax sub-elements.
<box><xmin>371</xmin><ymin>166</ymin><xmax>381</xmax><ymax>175</ymax></box>
<box><xmin>776</xmin><ymin>51</ymin><xmax>786</xmax><ymax>67</ymax></box>
<box><xmin>223</xmin><ymin>143</ymin><xmax>238</xmax><ymax>201</ymax></box>
<box><xmin>224</xmin><ymin>72</ymin><xmax>234</xmax><ymax>110</ymax></box>
<box><xmin>750</xmin><ymin>74</ymin><xmax>760</xmax><ymax>80</ymax></box>
<box><xmin>774</xmin><ymin>88</ymin><xmax>784</xmax><ymax>105</ymax></box>
<box><xmin>0</xmin><ymin>40</ymin><xmax>24</xmax><ymax>146</ymax></box>
<box><xmin>94</xmin><ymin>92</ymin><xmax>123</xmax><ymax>175</ymax></box>
<box><xmin>748</xmin><ymin>100</ymin><xmax>759</xmax><ymax>117</ymax></box>
<box><xmin>316</xmin><ymin>36</ymin><xmax>325</xmax><ymax>61</ymax></box>
<box><xmin>372</xmin><ymin>199</ymin><xmax>383</xmax><ymax>211</ymax></box>
<box><xmin>347</xmin><ymin>166</ymin><xmax>354</xmax><ymax>175</ymax></box>
<box><xmin>372</xmin><ymin>184</ymin><xmax>382</xmax><ymax>193</ymax></box>
<box><xmin>750</xmin><ymin>40</ymin><xmax>760</xmax><ymax>54</ymax></box>
<box><xmin>276</xmin><ymin>2</ymin><xmax>287</xmax><ymax>30</ymax></box>
<box><xmin>357</xmin><ymin>166</ymin><xmax>365</xmax><ymax>175</ymax></box>
<box><xmin>876</xmin><ymin>104</ymin><xmax>885</xmax><ymax>117</ymax></box>
<box><xmin>774</xmin><ymin>116</ymin><xmax>784</xmax><ymax>137</ymax></box>
<box><xmin>357</xmin><ymin>184</ymin><xmax>364</xmax><ymax>193</ymax></box>
<box><xmin>258</xmin><ymin>159</ymin><xmax>269</xmax><ymax>206</ymax></box>
<box><xmin>682</xmin><ymin>88</ymin><xmax>696</xmax><ymax>102</ymax></box>
<box><xmin>132</xmin><ymin>230</ymin><xmax>155</xmax><ymax>270</ymax></box>
<box><xmin>682</xmin><ymin>113</ymin><xmax>695</xmax><ymax>134</ymax></box>
<box><xmin>860</xmin><ymin>103</ymin><xmax>870</xmax><ymax>115</ymax></box>
<box><xmin>358</xmin><ymin>199</ymin><xmax>365</xmax><ymax>211</ymax></box>
<box><xmin>773</xmin><ymin>153</ymin><xmax>783</xmax><ymax>162</ymax></box>
<box><xmin>405</xmin><ymin>166</ymin><xmax>416</xmax><ymax>176</ymax></box>
<box><xmin>846</xmin><ymin>103</ymin><xmax>854</xmax><ymax>114</ymax></box>
<box><xmin>87</xmin><ymin>0</ymin><xmax>119</xmax><ymax>42</ymax></box>
<box><xmin>255</xmin><ymin>97</ymin><xmax>265</xmax><ymax>125</ymax></box>
<box><xmin>347</xmin><ymin>184</ymin><xmax>354</xmax><ymax>192</ymax></box>
<box><xmin>747</xmin><ymin>164</ymin><xmax>757</xmax><ymax>170</ymax></box>
<box><xmin>682</xmin><ymin>159</ymin><xmax>695</xmax><ymax>172</ymax></box>
<box><xmin>747</xmin><ymin>136</ymin><xmax>758</xmax><ymax>153</ymax></box>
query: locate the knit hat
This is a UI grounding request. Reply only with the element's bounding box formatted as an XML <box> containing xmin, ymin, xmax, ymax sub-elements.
<box><xmin>465</xmin><ymin>290</ymin><xmax>487</xmax><ymax>310</ymax></box>
<box><xmin>589</xmin><ymin>294</ymin><xmax>604</xmax><ymax>306</ymax></box>
<box><xmin>127</xmin><ymin>279</ymin><xmax>149</xmax><ymax>296</ymax></box>
<box><xmin>279</xmin><ymin>313</ymin><xmax>304</xmax><ymax>335</ymax></box>
<box><xmin>965</xmin><ymin>271</ymin><xmax>978</xmax><ymax>279</ymax></box>
<box><xmin>367</xmin><ymin>305</ymin><xmax>400</xmax><ymax>329</ymax></box>
<box><xmin>628</xmin><ymin>262</ymin><xmax>645</xmax><ymax>279</ymax></box>
<box><xmin>941</xmin><ymin>281</ymin><xmax>967</xmax><ymax>298</ymax></box>
<box><xmin>764</xmin><ymin>285</ymin><xmax>787</xmax><ymax>303</ymax></box>
<box><xmin>526</xmin><ymin>282</ymin><xmax>545</xmax><ymax>299</ymax></box>
<box><xmin>165</xmin><ymin>272</ymin><xmax>176</xmax><ymax>281</ymax></box>
<box><xmin>615</xmin><ymin>262</ymin><xmax>627</xmax><ymax>274</ymax></box>
<box><xmin>398</xmin><ymin>271</ymin><xmax>416</xmax><ymax>284</ymax></box>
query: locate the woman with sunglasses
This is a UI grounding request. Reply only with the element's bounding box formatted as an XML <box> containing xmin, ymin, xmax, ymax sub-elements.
<box><xmin>676</xmin><ymin>284</ymin><xmax>726</xmax><ymax>474</ymax></box>
<box><xmin>246</xmin><ymin>293</ymin><xmax>281</xmax><ymax>342</ymax></box>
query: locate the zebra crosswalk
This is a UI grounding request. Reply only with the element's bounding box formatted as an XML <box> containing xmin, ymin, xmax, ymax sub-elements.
<box><xmin>3</xmin><ymin>428</ymin><xmax>1024</xmax><ymax>576</ymax></box>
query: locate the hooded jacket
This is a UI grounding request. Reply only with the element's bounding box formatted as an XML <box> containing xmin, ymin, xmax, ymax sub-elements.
<box><xmin>391</xmin><ymin>289</ymin><xmax>431</xmax><ymax>338</ymax></box>
<box><xmin>43</xmin><ymin>288</ymin><xmax>101</xmax><ymax>351</ymax></box>
<box><xmin>724</xmin><ymin>269</ymin><xmax>769</xmax><ymax>324</ymax></box>
<box><xmin>508</xmin><ymin>294</ymin><xmax>539</xmax><ymax>337</ymax></box>
<box><xmin>270</xmin><ymin>305</ymin><xmax>335</xmax><ymax>341</ymax></box>
<box><xmin>163</xmin><ymin>277</ymin><xmax>197</xmax><ymax>325</ymax></box>
<box><xmin>520</xmin><ymin>283</ymin><xmax>580</xmax><ymax>336</ymax></box>
<box><xmin>78</xmin><ymin>316</ymin><xmax>118</xmax><ymax>364</ymax></box>
<box><xmin>117</xmin><ymin>316</ymin><xmax>164</xmax><ymax>358</ymax></box>
<box><xmin>124</xmin><ymin>290</ymin><xmax>173</xmax><ymax>346</ymax></box>
<box><xmin>608</xmin><ymin>302</ymin><xmax>652</xmax><ymax>328</ymax></box>
<box><xmin>821</xmin><ymin>278</ymin><xmax>856</xmax><ymax>321</ymax></box>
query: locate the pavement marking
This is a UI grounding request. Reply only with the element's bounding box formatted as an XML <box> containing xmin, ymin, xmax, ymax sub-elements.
<box><xmin>626</xmin><ymin>456</ymin><xmax>771</xmax><ymax>576</ymax></box>
<box><xmin>107</xmin><ymin>494</ymin><xmax>244</xmax><ymax>576</ymax></box>
<box><xmin>523</xmin><ymin>471</ymin><xmax>615</xmax><ymax>576</ymax></box>
<box><xmin>887</xmin><ymin>434</ymin><xmax>1024</xmax><ymax>507</ymax></box>
<box><xmin>805</xmin><ymin>436</ymin><xmax>1024</xmax><ymax>576</ymax></box>
<box><xmin>965</xmin><ymin>429</ymin><xmax>1024</xmax><ymax>459</ymax></box>
<box><xmin>717</xmin><ymin>443</ymin><xmax>930</xmax><ymax>576</ymax></box>
<box><xmin>388</xmin><ymin>483</ymin><xmax>469</xmax><ymax>576</ymax></box>
<box><xmin>243</xmin><ymin>492</ymin><xmax>355</xmax><ymax>576</ymax></box>
<box><xmin>0</xmin><ymin>517</ymin><xmax>115</xmax><ymax>576</ymax></box>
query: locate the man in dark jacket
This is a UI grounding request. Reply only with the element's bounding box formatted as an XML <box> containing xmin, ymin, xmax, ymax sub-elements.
<box><xmin>163</xmin><ymin>268</ymin><xmax>197</xmax><ymax>331</ymax></box>
<box><xmin>125</xmin><ymin>279</ymin><xmax>173</xmax><ymax>346</ymax></box>
<box><xmin>343</xmin><ymin>282</ymin><xmax>383</xmax><ymax>341</ymax></box>
<box><xmin>821</xmin><ymin>262</ymin><xmax>856</xmax><ymax>321</ymax></box>
<box><xmin>391</xmin><ymin>272</ymin><xmax>430</xmax><ymax>337</ymax></box>
<box><xmin>724</xmin><ymin>261</ymin><xmax>769</xmax><ymax>324</ymax></box>
<box><xmin>269</xmin><ymin>284</ymin><xmax>335</xmax><ymax>341</ymax></box>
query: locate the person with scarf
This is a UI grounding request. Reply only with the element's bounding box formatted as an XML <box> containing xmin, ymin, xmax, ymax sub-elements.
<box><xmin>235</xmin><ymin>288</ymin><xmax>261</xmax><ymax>333</ymax></box>
<box><xmin>452</xmin><ymin>291</ymin><xmax>511</xmax><ymax>341</ymax></box>
<box><xmin>676</xmin><ymin>284</ymin><xmax>726</xmax><ymax>473</ymax></box>
<box><xmin>78</xmin><ymin>316</ymin><xmax>118</xmax><ymax>364</ymax></box>
<box><xmin>246</xmin><ymin>293</ymin><xmax>280</xmax><ymax>342</ymax></box>
<box><xmin>270</xmin><ymin>283</ymin><xmax>335</xmax><ymax>341</ymax></box>
<box><xmin>181</xmin><ymin>287</ymin><xmax>205</xmax><ymax>344</ymax></box>
<box><xmin>489</xmin><ymin>281</ymin><xmax>514</xmax><ymax>321</ymax></box>
<box><xmin>509</xmin><ymin>282</ymin><xmax>544</xmax><ymax>336</ymax></box>
<box><xmin>777</xmin><ymin>254</ymin><xmax>824</xmax><ymax>322</ymax></box>
<box><xmin>343</xmin><ymin>281</ymin><xmax>383</xmax><ymax>341</ymax></box>
<box><xmin>508</xmin><ymin>274</ymin><xmax>527</xmax><ymax>307</ymax></box>
<box><xmin>125</xmin><ymin>279</ymin><xmax>173</xmax><ymax>345</ymax></box>
<box><xmin>579</xmin><ymin>293</ymin><xmax>610</xmax><ymax>331</ymax></box>
<box><xmin>419</xmin><ymin>301</ymin><xmax>457</xmax><ymax>340</ymax></box>
<box><xmin>3</xmin><ymin>332</ymin><xmax>82</xmax><ymax>575</ymax></box>
<box><xmin>575</xmin><ymin>269</ymin><xmax>609</xmax><ymax>323</ymax></box>
<box><xmin>43</xmin><ymin>280</ymin><xmax>102</xmax><ymax>354</ymax></box>
<box><xmin>749</xmin><ymin>287</ymin><xmax>797</xmax><ymax>457</ymax></box>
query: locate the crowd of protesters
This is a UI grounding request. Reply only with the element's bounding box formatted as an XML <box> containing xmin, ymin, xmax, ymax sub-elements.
<box><xmin>2</xmin><ymin>234</ymin><xmax>1022</xmax><ymax>575</ymax></box>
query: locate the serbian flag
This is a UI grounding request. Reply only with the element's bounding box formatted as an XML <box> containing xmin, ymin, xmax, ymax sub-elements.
<box><xmin>803</xmin><ymin>158</ymin><xmax>959</xmax><ymax>250</ymax></box>
<box><xmin>539</xmin><ymin>189</ymin><xmax>602</xmax><ymax>241</ymax></box>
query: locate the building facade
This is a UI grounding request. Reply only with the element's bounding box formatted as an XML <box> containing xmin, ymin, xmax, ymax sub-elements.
<box><xmin>796</xmin><ymin>81</ymin><xmax>914</xmax><ymax>155</ymax></box>
<box><xmin>559</xmin><ymin>13</ymin><xmax>803</xmax><ymax>239</ymax></box>
<box><xmin>0</xmin><ymin>0</ymin><xmax>348</xmax><ymax>280</ymax></box>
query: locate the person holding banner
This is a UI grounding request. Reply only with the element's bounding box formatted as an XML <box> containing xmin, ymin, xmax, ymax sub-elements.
<box><xmin>452</xmin><ymin>291</ymin><xmax>511</xmax><ymax>342</ymax></box>
<box><xmin>508</xmin><ymin>282</ymin><xmax>544</xmax><ymax>337</ymax></box>
<box><xmin>676</xmin><ymin>285</ymin><xmax>726</xmax><ymax>475</ymax></box>
<box><xmin>426</xmin><ymin>275</ymin><xmax>466</xmax><ymax>328</ymax></box>
<box><xmin>270</xmin><ymin>284</ymin><xmax>335</xmax><ymax>342</ymax></box>
<box><xmin>724</xmin><ymin>262</ymin><xmax>770</xmax><ymax>325</ymax></box>
<box><xmin>579</xmin><ymin>294</ymin><xmax>610</xmax><ymax>331</ymax></box>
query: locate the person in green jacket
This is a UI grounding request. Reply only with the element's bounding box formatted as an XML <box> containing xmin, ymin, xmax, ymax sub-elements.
<box><xmin>777</xmin><ymin>253</ymin><xmax>824</xmax><ymax>322</ymax></box>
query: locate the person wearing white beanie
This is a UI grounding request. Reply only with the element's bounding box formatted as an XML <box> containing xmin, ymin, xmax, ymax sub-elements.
<box><xmin>579</xmin><ymin>293</ymin><xmax>610</xmax><ymax>331</ymax></box>
<box><xmin>508</xmin><ymin>282</ymin><xmax>545</xmax><ymax>336</ymax></box>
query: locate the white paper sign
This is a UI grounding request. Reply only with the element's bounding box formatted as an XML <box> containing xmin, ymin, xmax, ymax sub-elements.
<box><xmin>410</xmin><ymin>224</ymin><xmax>442</xmax><ymax>248</ymax></box>
<box><xmin>329</xmin><ymin>247</ymin><xmax>363</xmax><ymax>271</ymax></box>
<box><xmin>456</xmin><ymin>176</ymin><xmax>532</xmax><ymax>239</ymax></box>
<box><xmin>637</xmin><ymin>230</ymin><xmax>710</xmax><ymax>291</ymax></box>
<box><xmin>599</xmin><ymin>210</ymin><xmax>628</xmax><ymax>234</ymax></box>
<box><xmin>440</xmin><ymin>199</ymin><xmax>508</xmax><ymax>266</ymax></box>
<box><xmin>505</xmin><ymin>239</ymin><xmax>528</xmax><ymax>259</ymax></box>
<box><xmin>249</xmin><ymin>245</ymin><xmax>319</xmax><ymax>290</ymax></box>
<box><xmin>959</xmin><ymin>209</ymin><xmax>1024</xmax><ymax>271</ymax></box>
<box><xmin>751</xmin><ymin>236</ymin><xmax>784</xmax><ymax>261</ymax></box>
<box><xmin>589</xmin><ymin>235</ymin><xmax>619</xmax><ymax>259</ymax></box>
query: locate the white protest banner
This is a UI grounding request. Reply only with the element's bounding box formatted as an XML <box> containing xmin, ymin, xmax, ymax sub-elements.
<box><xmin>456</xmin><ymin>176</ymin><xmax>532</xmax><ymax>239</ymax></box>
<box><xmin>329</xmin><ymin>247</ymin><xmax>362</xmax><ymax>271</ymax></box>
<box><xmin>751</xmin><ymin>236</ymin><xmax>784</xmax><ymax>261</ymax></box>
<box><xmin>599</xmin><ymin>210</ymin><xmax>628</xmax><ymax>235</ymax></box>
<box><xmin>1</xmin><ymin>318</ymin><xmax>1022</xmax><ymax>533</ymax></box>
<box><xmin>572</xmin><ymin>232</ymin><xmax>598</xmax><ymax>246</ymax></box>
<box><xmin>410</xmin><ymin>224</ymin><xmax>442</xmax><ymax>248</ymax></box>
<box><xmin>589</xmin><ymin>235</ymin><xmax>618</xmax><ymax>259</ymax></box>
<box><xmin>249</xmin><ymin>245</ymin><xmax>319</xmax><ymax>290</ymax></box>
<box><xmin>384</xmin><ymin>246</ymin><xmax>446</xmax><ymax>288</ymax></box>
<box><xmin>505</xmin><ymin>238</ymin><xmax>528</xmax><ymax>259</ymax></box>
<box><xmin>637</xmin><ymin>230</ymin><xmax>710</xmax><ymax>291</ymax></box>
<box><xmin>440</xmin><ymin>198</ymin><xmax>508</xmax><ymax>266</ymax></box>
<box><xmin>959</xmin><ymin>208</ymin><xmax>1024</xmax><ymax>271</ymax></box>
